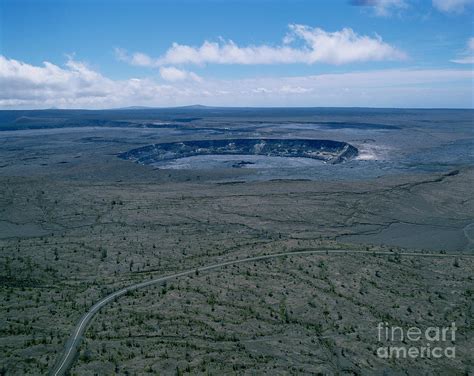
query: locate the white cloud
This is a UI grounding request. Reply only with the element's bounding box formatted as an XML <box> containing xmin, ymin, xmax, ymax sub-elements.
<box><xmin>116</xmin><ymin>25</ymin><xmax>406</xmax><ymax>67</ymax></box>
<box><xmin>159</xmin><ymin>66</ymin><xmax>202</xmax><ymax>82</ymax></box>
<box><xmin>452</xmin><ymin>56</ymin><xmax>474</xmax><ymax>64</ymax></box>
<box><xmin>350</xmin><ymin>0</ymin><xmax>408</xmax><ymax>17</ymax></box>
<box><xmin>0</xmin><ymin>55</ymin><xmax>195</xmax><ymax>108</ymax></box>
<box><xmin>432</xmin><ymin>0</ymin><xmax>473</xmax><ymax>13</ymax></box>
<box><xmin>0</xmin><ymin>55</ymin><xmax>472</xmax><ymax>109</ymax></box>
<box><xmin>451</xmin><ymin>37</ymin><xmax>474</xmax><ymax>64</ymax></box>
<box><xmin>0</xmin><ymin>55</ymin><xmax>110</xmax><ymax>101</ymax></box>
<box><xmin>252</xmin><ymin>87</ymin><xmax>272</xmax><ymax>94</ymax></box>
<box><xmin>115</xmin><ymin>48</ymin><xmax>155</xmax><ymax>67</ymax></box>
<box><xmin>279</xmin><ymin>86</ymin><xmax>313</xmax><ymax>94</ymax></box>
<box><xmin>117</xmin><ymin>55</ymin><xmax>202</xmax><ymax>83</ymax></box>
<box><xmin>288</xmin><ymin>24</ymin><xmax>406</xmax><ymax>64</ymax></box>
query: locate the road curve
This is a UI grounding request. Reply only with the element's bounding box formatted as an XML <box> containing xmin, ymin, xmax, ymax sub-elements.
<box><xmin>51</xmin><ymin>249</ymin><xmax>471</xmax><ymax>376</ymax></box>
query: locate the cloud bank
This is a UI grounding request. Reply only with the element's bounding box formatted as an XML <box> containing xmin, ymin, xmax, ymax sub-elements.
<box><xmin>0</xmin><ymin>55</ymin><xmax>187</xmax><ymax>108</ymax></box>
<box><xmin>1</xmin><ymin>55</ymin><xmax>472</xmax><ymax>109</ymax></box>
<box><xmin>117</xmin><ymin>24</ymin><xmax>406</xmax><ymax>67</ymax></box>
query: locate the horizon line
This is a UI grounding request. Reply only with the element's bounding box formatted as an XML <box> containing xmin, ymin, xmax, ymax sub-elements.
<box><xmin>1</xmin><ymin>105</ymin><xmax>473</xmax><ymax>111</ymax></box>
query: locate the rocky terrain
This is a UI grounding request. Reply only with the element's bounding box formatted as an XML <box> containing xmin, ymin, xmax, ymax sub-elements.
<box><xmin>0</xmin><ymin>108</ymin><xmax>472</xmax><ymax>375</ymax></box>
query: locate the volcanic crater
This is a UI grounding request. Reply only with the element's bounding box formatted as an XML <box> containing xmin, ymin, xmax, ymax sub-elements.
<box><xmin>118</xmin><ymin>139</ymin><xmax>359</xmax><ymax>168</ymax></box>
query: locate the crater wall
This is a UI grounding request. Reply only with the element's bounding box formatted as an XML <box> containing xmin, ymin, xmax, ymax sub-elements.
<box><xmin>118</xmin><ymin>139</ymin><xmax>358</xmax><ymax>166</ymax></box>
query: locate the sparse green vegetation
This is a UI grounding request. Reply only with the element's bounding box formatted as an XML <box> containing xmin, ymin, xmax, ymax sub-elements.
<box><xmin>0</xmin><ymin>115</ymin><xmax>472</xmax><ymax>375</ymax></box>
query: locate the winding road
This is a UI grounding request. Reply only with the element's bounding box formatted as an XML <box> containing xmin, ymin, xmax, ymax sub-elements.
<box><xmin>51</xmin><ymin>249</ymin><xmax>471</xmax><ymax>376</ymax></box>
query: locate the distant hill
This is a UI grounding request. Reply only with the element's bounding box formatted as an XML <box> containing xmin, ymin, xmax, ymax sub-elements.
<box><xmin>113</xmin><ymin>106</ymin><xmax>157</xmax><ymax>110</ymax></box>
<box><xmin>112</xmin><ymin>105</ymin><xmax>213</xmax><ymax>110</ymax></box>
<box><xmin>175</xmin><ymin>104</ymin><xmax>213</xmax><ymax>109</ymax></box>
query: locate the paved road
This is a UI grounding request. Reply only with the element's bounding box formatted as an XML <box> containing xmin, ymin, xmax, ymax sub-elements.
<box><xmin>51</xmin><ymin>249</ymin><xmax>470</xmax><ymax>376</ymax></box>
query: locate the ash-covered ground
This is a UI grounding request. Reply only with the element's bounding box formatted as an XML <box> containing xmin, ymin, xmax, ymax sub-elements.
<box><xmin>0</xmin><ymin>108</ymin><xmax>472</xmax><ymax>375</ymax></box>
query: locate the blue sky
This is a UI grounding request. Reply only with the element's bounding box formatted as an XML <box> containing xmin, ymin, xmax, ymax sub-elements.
<box><xmin>0</xmin><ymin>0</ymin><xmax>473</xmax><ymax>108</ymax></box>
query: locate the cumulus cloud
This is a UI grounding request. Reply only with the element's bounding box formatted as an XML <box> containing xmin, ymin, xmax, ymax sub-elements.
<box><xmin>432</xmin><ymin>0</ymin><xmax>473</xmax><ymax>13</ymax></box>
<box><xmin>0</xmin><ymin>55</ymin><xmax>110</xmax><ymax>102</ymax></box>
<box><xmin>115</xmin><ymin>48</ymin><xmax>155</xmax><ymax>67</ymax></box>
<box><xmin>451</xmin><ymin>37</ymin><xmax>474</xmax><ymax>64</ymax></box>
<box><xmin>0</xmin><ymin>55</ymin><xmax>196</xmax><ymax>108</ymax></box>
<box><xmin>349</xmin><ymin>0</ymin><xmax>408</xmax><ymax>16</ymax></box>
<box><xmin>159</xmin><ymin>66</ymin><xmax>202</xmax><ymax>82</ymax></box>
<box><xmin>116</xmin><ymin>24</ymin><xmax>406</xmax><ymax>67</ymax></box>
<box><xmin>0</xmin><ymin>55</ymin><xmax>472</xmax><ymax>109</ymax></box>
